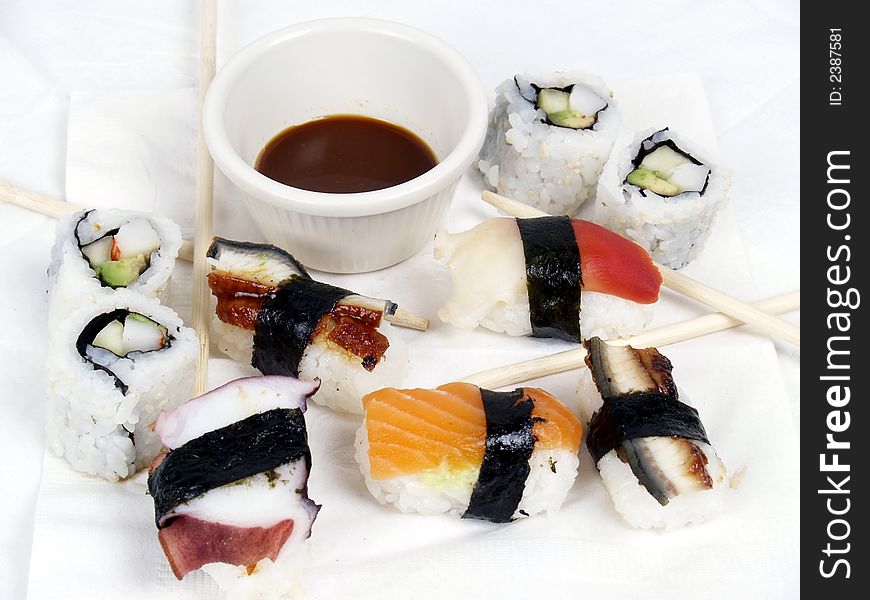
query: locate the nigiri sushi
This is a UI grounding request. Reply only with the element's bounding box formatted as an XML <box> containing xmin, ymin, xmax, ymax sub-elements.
<box><xmin>435</xmin><ymin>216</ymin><xmax>662</xmax><ymax>341</ymax></box>
<box><xmin>206</xmin><ymin>237</ymin><xmax>409</xmax><ymax>413</ymax></box>
<box><xmin>147</xmin><ymin>376</ymin><xmax>320</xmax><ymax>589</ymax></box>
<box><xmin>577</xmin><ymin>337</ymin><xmax>727</xmax><ymax>529</ymax></box>
<box><xmin>354</xmin><ymin>382</ymin><xmax>583</xmax><ymax>522</ymax></box>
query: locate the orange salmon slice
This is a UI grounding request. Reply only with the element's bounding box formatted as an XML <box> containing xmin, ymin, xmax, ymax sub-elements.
<box><xmin>362</xmin><ymin>383</ymin><xmax>583</xmax><ymax>480</ymax></box>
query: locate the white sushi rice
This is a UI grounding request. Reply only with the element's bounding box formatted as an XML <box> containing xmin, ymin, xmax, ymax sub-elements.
<box><xmin>435</xmin><ymin>219</ymin><xmax>652</xmax><ymax>340</ymax></box>
<box><xmin>478</xmin><ymin>70</ymin><xmax>621</xmax><ymax>216</ymax></box>
<box><xmin>211</xmin><ymin>315</ymin><xmax>409</xmax><ymax>414</ymax></box>
<box><xmin>597</xmin><ymin>443</ymin><xmax>726</xmax><ymax>530</ymax></box>
<box><xmin>202</xmin><ymin>545</ymin><xmax>310</xmax><ymax>600</ymax></box>
<box><xmin>46</xmin><ymin>289</ymin><xmax>197</xmax><ymax>480</ymax></box>
<box><xmin>354</xmin><ymin>426</ymin><xmax>579</xmax><ymax>519</ymax></box>
<box><xmin>595</xmin><ymin>128</ymin><xmax>731</xmax><ymax>269</ymax></box>
<box><xmin>48</xmin><ymin>209</ymin><xmax>182</xmax><ymax>319</ymax></box>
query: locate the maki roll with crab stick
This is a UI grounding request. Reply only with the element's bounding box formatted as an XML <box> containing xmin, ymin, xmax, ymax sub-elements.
<box><xmin>595</xmin><ymin>128</ymin><xmax>731</xmax><ymax>269</ymax></box>
<box><xmin>354</xmin><ymin>382</ymin><xmax>582</xmax><ymax>522</ymax></box>
<box><xmin>577</xmin><ymin>337</ymin><xmax>727</xmax><ymax>529</ymax></box>
<box><xmin>478</xmin><ymin>70</ymin><xmax>621</xmax><ymax>216</ymax></box>
<box><xmin>45</xmin><ymin>289</ymin><xmax>198</xmax><ymax>480</ymax></box>
<box><xmin>206</xmin><ymin>237</ymin><xmax>409</xmax><ymax>414</ymax></box>
<box><xmin>147</xmin><ymin>376</ymin><xmax>320</xmax><ymax>592</ymax></box>
<box><xmin>48</xmin><ymin>209</ymin><xmax>182</xmax><ymax>317</ymax></box>
<box><xmin>435</xmin><ymin>215</ymin><xmax>662</xmax><ymax>342</ymax></box>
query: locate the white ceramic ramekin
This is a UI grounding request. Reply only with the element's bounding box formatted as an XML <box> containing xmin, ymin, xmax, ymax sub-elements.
<box><xmin>203</xmin><ymin>18</ymin><xmax>488</xmax><ymax>273</ymax></box>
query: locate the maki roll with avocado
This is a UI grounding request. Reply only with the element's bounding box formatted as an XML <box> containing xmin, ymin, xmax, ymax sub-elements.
<box><xmin>595</xmin><ymin>128</ymin><xmax>731</xmax><ymax>269</ymax></box>
<box><xmin>45</xmin><ymin>289</ymin><xmax>198</xmax><ymax>480</ymax></box>
<box><xmin>206</xmin><ymin>238</ymin><xmax>409</xmax><ymax>414</ymax></box>
<box><xmin>48</xmin><ymin>209</ymin><xmax>182</xmax><ymax>317</ymax></box>
<box><xmin>478</xmin><ymin>70</ymin><xmax>621</xmax><ymax>216</ymax></box>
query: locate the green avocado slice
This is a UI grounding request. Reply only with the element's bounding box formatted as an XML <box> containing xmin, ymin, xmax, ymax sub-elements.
<box><xmin>96</xmin><ymin>255</ymin><xmax>147</xmax><ymax>288</ymax></box>
<box><xmin>626</xmin><ymin>167</ymin><xmax>680</xmax><ymax>197</ymax></box>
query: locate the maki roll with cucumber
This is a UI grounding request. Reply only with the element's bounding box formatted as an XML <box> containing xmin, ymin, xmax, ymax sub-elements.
<box><xmin>48</xmin><ymin>209</ymin><xmax>182</xmax><ymax>317</ymax></box>
<box><xmin>45</xmin><ymin>289</ymin><xmax>198</xmax><ymax>480</ymax></box>
<box><xmin>434</xmin><ymin>216</ymin><xmax>662</xmax><ymax>341</ymax></box>
<box><xmin>478</xmin><ymin>70</ymin><xmax>621</xmax><ymax>216</ymax></box>
<box><xmin>576</xmin><ymin>337</ymin><xmax>727</xmax><ymax>529</ymax></box>
<box><xmin>206</xmin><ymin>238</ymin><xmax>409</xmax><ymax>414</ymax></box>
<box><xmin>595</xmin><ymin>128</ymin><xmax>731</xmax><ymax>269</ymax></box>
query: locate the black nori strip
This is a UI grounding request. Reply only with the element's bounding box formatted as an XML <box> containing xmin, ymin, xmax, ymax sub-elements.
<box><xmin>148</xmin><ymin>408</ymin><xmax>310</xmax><ymax>528</ymax></box>
<box><xmin>207</xmin><ymin>237</ymin><xmax>310</xmax><ymax>280</ymax></box>
<box><xmin>586</xmin><ymin>393</ymin><xmax>711</xmax><ymax>464</ymax></box>
<box><xmin>628</xmin><ymin>128</ymin><xmax>711</xmax><ymax>196</ymax></box>
<box><xmin>516</xmin><ymin>216</ymin><xmax>583</xmax><ymax>342</ymax></box>
<box><xmin>463</xmin><ymin>388</ymin><xmax>537</xmax><ymax>523</ymax></box>
<box><xmin>252</xmin><ymin>278</ymin><xmax>353</xmax><ymax>377</ymax></box>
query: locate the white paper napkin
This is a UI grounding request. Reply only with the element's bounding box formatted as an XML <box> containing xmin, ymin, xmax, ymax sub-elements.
<box><xmin>25</xmin><ymin>73</ymin><xmax>799</xmax><ymax>599</ymax></box>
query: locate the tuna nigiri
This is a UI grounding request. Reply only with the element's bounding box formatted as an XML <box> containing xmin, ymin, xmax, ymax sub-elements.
<box><xmin>434</xmin><ymin>216</ymin><xmax>662</xmax><ymax>342</ymax></box>
<box><xmin>354</xmin><ymin>382</ymin><xmax>583</xmax><ymax>523</ymax></box>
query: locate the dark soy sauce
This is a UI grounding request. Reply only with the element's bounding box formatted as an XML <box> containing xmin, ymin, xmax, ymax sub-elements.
<box><xmin>255</xmin><ymin>114</ymin><xmax>438</xmax><ymax>193</ymax></box>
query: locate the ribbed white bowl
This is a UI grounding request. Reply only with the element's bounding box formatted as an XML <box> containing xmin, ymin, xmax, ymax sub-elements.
<box><xmin>204</xmin><ymin>18</ymin><xmax>487</xmax><ymax>273</ymax></box>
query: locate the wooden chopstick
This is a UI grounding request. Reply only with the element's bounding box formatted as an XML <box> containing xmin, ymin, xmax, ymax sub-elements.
<box><xmin>481</xmin><ymin>190</ymin><xmax>801</xmax><ymax>347</ymax></box>
<box><xmin>191</xmin><ymin>0</ymin><xmax>219</xmax><ymax>396</ymax></box>
<box><xmin>0</xmin><ymin>180</ymin><xmax>431</xmax><ymax>332</ymax></box>
<box><xmin>462</xmin><ymin>290</ymin><xmax>800</xmax><ymax>389</ymax></box>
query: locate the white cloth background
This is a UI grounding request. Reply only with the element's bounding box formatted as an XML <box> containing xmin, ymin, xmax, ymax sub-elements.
<box><xmin>0</xmin><ymin>1</ymin><xmax>799</xmax><ymax>599</ymax></box>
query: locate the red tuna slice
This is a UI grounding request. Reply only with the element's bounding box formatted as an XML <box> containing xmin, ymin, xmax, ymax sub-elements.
<box><xmin>571</xmin><ymin>219</ymin><xmax>662</xmax><ymax>304</ymax></box>
<box><xmin>158</xmin><ymin>515</ymin><xmax>295</xmax><ymax>580</ymax></box>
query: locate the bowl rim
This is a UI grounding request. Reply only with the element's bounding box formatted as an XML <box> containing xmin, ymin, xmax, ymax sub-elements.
<box><xmin>203</xmin><ymin>17</ymin><xmax>488</xmax><ymax>218</ymax></box>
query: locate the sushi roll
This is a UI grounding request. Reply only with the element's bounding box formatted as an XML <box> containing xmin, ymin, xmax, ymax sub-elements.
<box><xmin>577</xmin><ymin>337</ymin><xmax>727</xmax><ymax>529</ymax></box>
<box><xmin>45</xmin><ymin>289</ymin><xmax>198</xmax><ymax>480</ymax></box>
<box><xmin>354</xmin><ymin>382</ymin><xmax>583</xmax><ymax>522</ymax></box>
<box><xmin>434</xmin><ymin>216</ymin><xmax>662</xmax><ymax>341</ymax></box>
<box><xmin>478</xmin><ymin>70</ymin><xmax>621</xmax><ymax>216</ymax></box>
<box><xmin>595</xmin><ymin>128</ymin><xmax>731</xmax><ymax>269</ymax></box>
<box><xmin>147</xmin><ymin>376</ymin><xmax>320</xmax><ymax>589</ymax></box>
<box><xmin>48</xmin><ymin>209</ymin><xmax>182</xmax><ymax>317</ymax></box>
<box><xmin>207</xmin><ymin>237</ymin><xmax>409</xmax><ymax>414</ymax></box>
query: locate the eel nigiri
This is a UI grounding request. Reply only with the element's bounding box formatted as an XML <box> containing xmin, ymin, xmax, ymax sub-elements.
<box><xmin>206</xmin><ymin>237</ymin><xmax>408</xmax><ymax>413</ymax></box>
<box><xmin>147</xmin><ymin>376</ymin><xmax>320</xmax><ymax>582</ymax></box>
<box><xmin>577</xmin><ymin>337</ymin><xmax>727</xmax><ymax>529</ymax></box>
<box><xmin>354</xmin><ymin>382</ymin><xmax>583</xmax><ymax>522</ymax></box>
<box><xmin>434</xmin><ymin>216</ymin><xmax>662</xmax><ymax>342</ymax></box>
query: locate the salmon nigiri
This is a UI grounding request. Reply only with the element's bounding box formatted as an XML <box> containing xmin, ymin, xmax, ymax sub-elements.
<box><xmin>354</xmin><ymin>382</ymin><xmax>583</xmax><ymax>523</ymax></box>
<box><xmin>434</xmin><ymin>216</ymin><xmax>662</xmax><ymax>342</ymax></box>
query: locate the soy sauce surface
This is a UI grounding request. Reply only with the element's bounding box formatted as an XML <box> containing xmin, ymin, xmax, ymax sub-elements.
<box><xmin>255</xmin><ymin>115</ymin><xmax>438</xmax><ymax>193</ymax></box>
